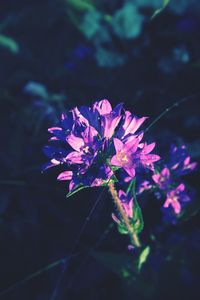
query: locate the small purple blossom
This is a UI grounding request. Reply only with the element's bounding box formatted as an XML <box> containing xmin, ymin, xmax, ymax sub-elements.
<box><xmin>112</xmin><ymin>190</ymin><xmax>133</xmax><ymax>224</ymax></box>
<box><xmin>68</xmin><ymin>164</ymin><xmax>113</xmax><ymax>192</ymax></box>
<box><xmin>137</xmin><ymin>143</ymin><xmax>197</xmax><ymax>217</ymax></box>
<box><xmin>116</xmin><ymin>110</ymin><xmax>147</xmax><ymax>139</ymax></box>
<box><xmin>169</xmin><ymin>144</ymin><xmax>197</xmax><ymax>176</ymax></box>
<box><xmin>137</xmin><ymin>180</ymin><xmax>152</xmax><ymax>194</ymax></box>
<box><xmin>152</xmin><ymin>167</ymin><xmax>171</xmax><ymax>189</ymax></box>
<box><xmin>163</xmin><ymin>183</ymin><xmax>190</xmax><ymax>214</ymax></box>
<box><xmin>110</xmin><ymin>136</ymin><xmax>160</xmax><ymax>179</ymax></box>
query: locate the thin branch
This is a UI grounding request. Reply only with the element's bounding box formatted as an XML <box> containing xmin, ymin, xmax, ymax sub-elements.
<box><xmin>0</xmin><ymin>189</ymin><xmax>105</xmax><ymax>299</ymax></box>
<box><xmin>49</xmin><ymin>188</ymin><xmax>105</xmax><ymax>300</ymax></box>
<box><xmin>0</xmin><ymin>259</ymin><xmax>65</xmax><ymax>298</ymax></box>
<box><xmin>145</xmin><ymin>92</ymin><xmax>200</xmax><ymax>133</ymax></box>
<box><xmin>65</xmin><ymin>222</ymin><xmax>114</xmax><ymax>290</ymax></box>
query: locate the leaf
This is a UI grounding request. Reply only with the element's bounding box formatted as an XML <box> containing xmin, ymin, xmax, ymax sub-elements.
<box><xmin>179</xmin><ymin>198</ymin><xmax>200</xmax><ymax>223</ymax></box>
<box><xmin>108</xmin><ymin>174</ymin><xmax>118</xmax><ymax>184</ymax></box>
<box><xmin>67</xmin><ymin>0</ymin><xmax>95</xmax><ymax>11</ymax></box>
<box><xmin>92</xmin><ymin>251</ymin><xmax>136</xmax><ymax>279</ymax></box>
<box><xmin>0</xmin><ymin>34</ymin><xmax>19</xmax><ymax>54</ymax></box>
<box><xmin>66</xmin><ymin>184</ymin><xmax>89</xmax><ymax>197</ymax></box>
<box><xmin>126</xmin><ymin>179</ymin><xmax>135</xmax><ymax>195</ymax></box>
<box><xmin>110</xmin><ymin>166</ymin><xmax>120</xmax><ymax>172</ymax></box>
<box><xmin>118</xmin><ymin>223</ymin><xmax>129</xmax><ymax>235</ymax></box>
<box><xmin>138</xmin><ymin>246</ymin><xmax>150</xmax><ymax>272</ymax></box>
<box><xmin>132</xmin><ymin>201</ymin><xmax>144</xmax><ymax>234</ymax></box>
<box><xmin>92</xmin><ymin>250</ymin><xmax>156</xmax><ymax>297</ymax></box>
<box><xmin>131</xmin><ymin>179</ymin><xmax>144</xmax><ymax>234</ymax></box>
<box><xmin>151</xmin><ymin>0</ymin><xmax>170</xmax><ymax>20</ymax></box>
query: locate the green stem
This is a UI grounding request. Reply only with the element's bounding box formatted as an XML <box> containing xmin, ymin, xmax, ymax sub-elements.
<box><xmin>108</xmin><ymin>182</ymin><xmax>141</xmax><ymax>248</ymax></box>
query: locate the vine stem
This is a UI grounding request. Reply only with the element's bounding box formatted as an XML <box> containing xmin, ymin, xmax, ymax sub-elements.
<box><xmin>108</xmin><ymin>182</ymin><xmax>141</xmax><ymax>248</ymax></box>
<box><xmin>144</xmin><ymin>92</ymin><xmax>200</xmax><ymax>133</ymax></box>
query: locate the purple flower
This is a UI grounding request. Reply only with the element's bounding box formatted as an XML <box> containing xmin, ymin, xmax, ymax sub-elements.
<box><xmin>139</xmin><ymin>142</ymin><xmax>161</xmax><ymax>170</ymax></box>
<box><xmin>152</xmin><ymin>167</ymin><xmax>171</xmax><ymax>189</ymax></box>
<box><xmin>112</xmin><ymin>190</ymin><xmax>133</xmax><ymax>224</ymax></box>
<box><xmin>169</xmin><ymin>145</ymin><xmax>197</xmax><ymax>176</ymax></box>
<box><xmin>117</xmin><ymin>110</ymin><xmax>147</xmax><ymax>139</ymax></box>
<box><xmin>43</xmin><ymin>99</ymin><xmax>160</xmax><ymax>192</ymax></box>
<box><xmin>66</xmin><ymin>126</ymin><xmax>101</xmax><ymax>167</ymax></box>
<box><xmin>136</xmin><ymin>143</ymin><xmax>196</xmax><ymax>220</ymax></box>
<box><xmin>80</xmin><ymin>99</ymin><xmax>123</xmax><ymax>139</ymax></box>
<box><xmin>110</xmin><ymin>135</ymin><xmax>160</xmax><ymax>179</ymax></box>
<box><xmin>137</xmin><ymin>180</ymin><xmax>152</xmax><ymax>194</ymax></box>
<box><xmin>58</xmin><ymin>164</ymin><xmax>113</xmax><ymax>192</ymax></box>
<box><xmin>163</xmin><ymin>183</ymin><xmax>190</xmax><ymax>214</ymax></box>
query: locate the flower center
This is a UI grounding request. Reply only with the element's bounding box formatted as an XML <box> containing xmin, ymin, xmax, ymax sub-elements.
<box><xmin>160</xmin><ymin>176</ymin><xmax>165</xmax><ymax>183</ymax></box>
<box><xmin>117</xmin><ymin>152</ymin><xmax>129</xmax><ymax>165</ymax></box>
<box><xmin>83</xmin><ymin>146</ymin><xmax>89</xmax><ymax>153</ymax></box>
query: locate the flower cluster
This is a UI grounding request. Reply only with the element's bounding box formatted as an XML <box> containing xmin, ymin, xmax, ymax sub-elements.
<box><xmin>43</xmin><ymin>99</ymin><xmax>160</xmax><ymax>193</ymax></box>
<box><xmin>43</xmin><ymin>99</ymin><xmax>198</xmax><ymax>248</ymax></box>
<box><xmin>138</xmin><ymin>144</ymin><xmax>197</xmax><ymax>215</ymax></box>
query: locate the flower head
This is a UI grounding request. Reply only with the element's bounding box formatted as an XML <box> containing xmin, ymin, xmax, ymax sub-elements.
<box><xmin>137</xmin><ymin>143</ymin><xmax>197</xmax><ymax>218</ymax></box>
<box><xmin>152</xmin><ymin>167</ymin><xmax>171</xmax><ymax>189</ymax></box>
<box><xmin>110</xmin><ymin>136</ymin><xmax>160</xmax><ymax>180</ymax></box>
<box><xmin>43</xmin><ymin>99</ymin><xmax>160</xmax><ymax>192</ymax></box>
<box><xmin>163</xmin><ymin>183</ymin><xmax>190</xmax><ymax>214</ymax></box>
<box><xmin>137</xmin><ymin>180</ymin><xmax>152</xmax><ymax>194</ymax></box>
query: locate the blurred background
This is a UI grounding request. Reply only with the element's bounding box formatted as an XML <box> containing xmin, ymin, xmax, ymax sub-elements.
<box><xmin>0</xmin><ymin>0</ymin><xmax>200</xmax><ymax>299</ymax></box>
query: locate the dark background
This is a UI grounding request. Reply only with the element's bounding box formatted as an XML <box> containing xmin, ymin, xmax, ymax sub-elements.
<box><xmin>0</xmin><ymin>1</ymin><xmax>200</xmax><ymax>299</ymax></box>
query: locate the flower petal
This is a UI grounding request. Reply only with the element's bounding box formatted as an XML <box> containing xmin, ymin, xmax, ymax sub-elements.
<box><xmin>152</xmin><ymin>173</ymin><xmax>161</xmax><ymax>184</ymax></box>
<box><xmin>102</xmin><ymin>115</ymin><xmax>121</xmax><ymax>139</ymax></box>
<box><xmin>48</xmin><ymin>127</ymin><xmax>62</xmax><ymax>133</ymax></box>
<box><xmin>57</xmin><ymin>171</ymin><xmax>73</xmax><ymax>181</ymax></box>
<box><xmin>113</xmin><ymin>138</ymin><xmax>124</xmax><ymax>152</ymax></box>
<box><xmin>161</xmin><ymin>167</ymin><xmax>170</xmax><ymax>178</ymax></box>
<box><xmin>66</xmin><ymin>134</ymin><xmax>84</xmax><ymax>152</ymax></box>
<box><xmin>142</xmin><ymin>142</ymin><xmax>156</xmax><ymax>154</ymax></box>
<box><xmin>124</xmin><ymin>166</ymin><xmax>135</xmax><ymax>178</ymax></box>
<box><xmin>66</xmin><ymin>151</ymin><xmax>83</xmax><ymax>164</ymax></box>
<box><xmin>110</xmin><ymin>155</ymin><xmax>121</xmax><ymax>166</ymax></box>
<box><xmin>93</xmin><ymin>99</ymin><xmax>112</xmax><ymax>115</ymax></box>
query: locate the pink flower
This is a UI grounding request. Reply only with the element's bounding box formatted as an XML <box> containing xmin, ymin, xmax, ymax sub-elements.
<box><xmin>163</xmin><ymin>183</ymin><xmax>190</xmax><ymax>214</ymax></box>
<box><xmin>152</xmin><ymin>167</ymin><xmax>171</xmax><ymax>189</ymax></box>
<box><xmin>110</xmin><ymin>136</ymin><xmax>160</xmax><ymax>178</ymax></box>
<box><xmin>112</xmin><ymin>190</ymin><xmax>133</xmax><ymax>224</ymax></box>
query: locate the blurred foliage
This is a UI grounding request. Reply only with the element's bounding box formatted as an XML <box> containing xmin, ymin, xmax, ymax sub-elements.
<box><xmin>151</xmin><ymin>0</ymin><xmax>170</xmax><ymax>19</ymax></box>
<box><xmin>0</xmin><ymin>34</ymin><xmax>19</xmax><ymax>53</ymax></box>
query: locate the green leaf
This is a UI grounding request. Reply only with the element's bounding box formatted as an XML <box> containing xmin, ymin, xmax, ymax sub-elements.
<box><xmin>66</xmin><ymin>184</ymin><xmax>89</xmax><ymax>198</ymax></box>
<box><xmin>108</xmin><ymin>174</ymin><xmax>118</xmax><ymax>184</ymax></box>
<box><xmin>110</xmin><ymin>166</ymin><xmax>120</xmax><ymax>172</ymax></box>
<box><xmin>132</xmin><ymin>201</ymin><xmax>144</xmax><ymax>234</ymax></box>
<box><xmin>0</xmin><ymin>34</ymin><xmax>19</xmax><ymax>54</ymax></box>
<box><xmin>151</xmin><ymin>0</ymin><xmax>170</xmax><ymax>20</ymax></box>
<box><xmin>179</xmin><ymin>198</ymin><xmax>200</xmax><ymax>223</ymax></box>
<box><xmin>126</xmin><ymin>178</ymin><xmax>135</xmax><ymax>195</ymax></box>
<box><xmin>67</xmin><ymin>0</ymin><xmax>95</xmax><ymax>11</ymax></box>
<box><xmin>117</xmin><ymin>224</ymin><xmax>129</xmax><ymax>235</ymax></box>
<box><xmin>92</xmin><ymin>250</ymin><xmax>156</xmax><ymax>297</ymax></box>
<box><xmin>138</xmin><ymin>246</ymin><xmax>150</xmax><ymax>272</ymax></box>
<box><xmin>131</xmin><ymin>179</ymin><xmax>144</xmax><ymax>234</ymax></box>
<box><xmin>92</xmin><ymin>251</ymin><xmax>136</xmax><ymax>279</ymax></box>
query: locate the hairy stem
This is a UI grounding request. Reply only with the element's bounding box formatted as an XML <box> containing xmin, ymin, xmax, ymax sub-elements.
<box><xmin>108</xmin><ymin>182</ymin><xmax>141</xmax><ymax>248</ymax></box>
